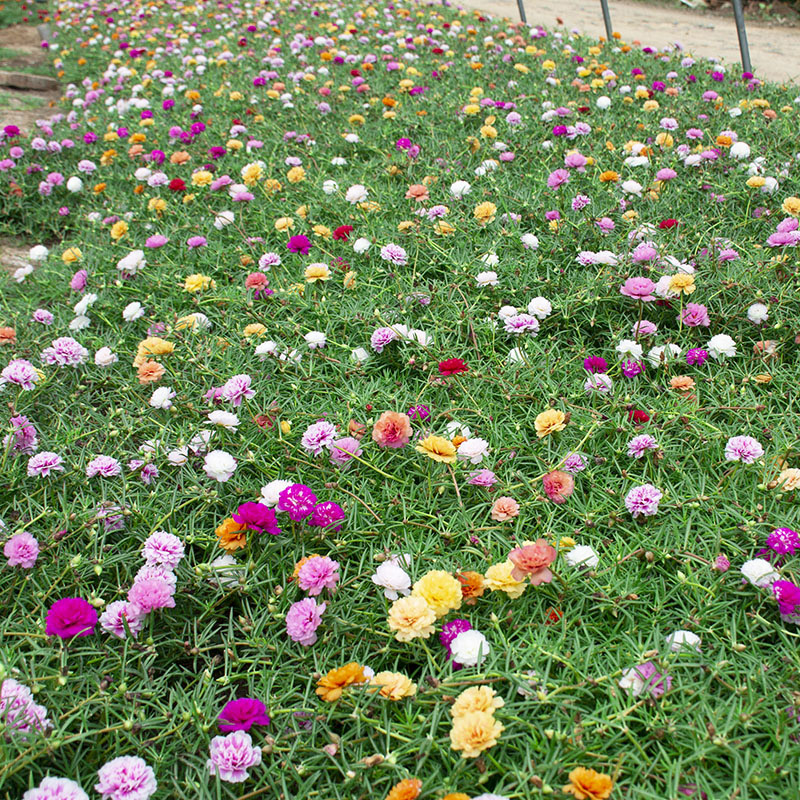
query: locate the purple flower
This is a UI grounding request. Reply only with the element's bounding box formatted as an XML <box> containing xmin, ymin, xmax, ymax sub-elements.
<box><xmin>686</xmin><ymin>348</ymin><xmax>709</xmax><ymax>366</ymax></box>
<box><xmin>619</xmin><ymin>662</ymin><xmax>672</xmax><ymax>698</ymax></box>
<box><xmin>328</xmin><ymin>436</ymin><xmax>363</xmax><ymax>467</ymax></box>
<box><xmin>680</xmin><ymin>303</ymin><xmax>710</xmax><ymax>327</ymax></box>
<box><xmin>547</xmin><ymin>168</ymin><xmax>570</xmax><ymax>189</ymax></box>
<box><xmin>207</xmin><ymin>730</ymin><xmax>262</xmax><ymax>783</ymax></box>
<box><xmin>767</xmin><ymin>528</ymin><xmax>799</xmax><ymax>555</ymax></box>
<box><xmin>127</xmin><ymin>577</ymin><xmax>176</xmax><ymax>614</ymax></box>
<box><xmin>141</xmin><ymin>531</ymin><xmax>185</xmax><ymax>568</ymax></box>
<box><xmin>32</xmin><ymin>309</ymin><xmax>54</xmax><ymax>325</ymax></box>
<box><xmin>99</xmin><ymin>601</ymin><xmax>145</xmax><ymax>640</ymax></box>
<box><xmin>724</xmin><ymin>435</ymin><xmax>763</xmax><ymax>464</ymax></box>
<box><xmin>370</xmin><ymin>326</ymin><xmax>399</xmax><ymax>353</ymax></box>
<box><xmin>86</xmin><ymin>455</ymin><xmax>122</xmax><ymax>478</ymax></box>
<box><xmin>277</xmin><ymin>484</ymin><xmax>318</xmax><ymax>521</ymax></box>
<box><xmin>468</xmin><ymin>468</ymin><xmax>498</xmax><ymax>487</ymax></box>
<box><xmin>625</xmin><ymin>484</ymin><xmax>663</xmax><ymax>518</ymax></box>
<box><xmin>45</xmin><ymin>597</ymin><xmax>97</xmax><ymax>638</ymax></box>
<box><xmin>0</xmin><ymin>678</ymin><xmax>50</xmax><ymax>738</ymax></box>
<box><xmin>308</xmin><ymin>501</ymin><xmax>345</xmax><ymax>531</ymax></box>
<box><xmin>583</xmin><ymin>356</ymin><xmax>608</xmax><ymax>374</ymax></box>
<box><xmin>20</xmin><ymin>777</ymin><xmax>88</xmax><ymax>800</ymax></box>
<box><xmin>232</xmin><ymin>502</ymin><xmax>281</xmax><ymax>535</ymax></box>
<box><xmin>297</xmin><ymin>555</ymin><xmax>340</xmax><ymax>595</ymax></box>
<box><xmin>621</xmin><ymin>359</ymin><xmax>645</xmax><ymax>378</ymax></box>
<box><xmin>95</xmin><ymin>756</ymin><xmax>157</xmax><ymax>800</ymax></box>
<box><xmin>379</xmin><ymin>243</ymin><xmax>408</xmax><ymax>265</ymax></box>
<box><xmin>5</xmin><ymin>414</ymin><xmax>38</xmax><ymax>454</ymax></box>
<box><xmin>300</xmin><ymin>419</ymin><xmax>337</xmax><ymax>456</ymax></box>
<box><xmin>285</xmin><ymin>597</ymin><xmax>326</xmax><ymax>645</ymax></box>
<box><xmin>1</xmin><ymin>359</ymin><xmax>40</xmax><ymax>390</ymax></box>
<box><xmin>145</xmin><ymin>234</ymin><xmax>168</xmax><ymax>248</ymax></box>
<box><xmin>187</xmin><ymin>235</ymin><xmax>207</xmax><ymax>248</ymax></box>
<box><xmin>4</xmin><ymin>532</ymin><xmax>39</xmax><ymax>568</ymax></box>
<box><xmin>620</xmin><ymin>277</ymin><xmax>656</xmax><ymax>302</ymax></box>
<box><xmin>70</xmin><ymin>269</ymin><xmax>88</xmax><ymax>292</ymax></box>
<box><xmin>563</xmin><ymin>453</ymin><xmax>587</xmax><ymax>474</ymax></box>
<box><xmin>221</xmin><ymin>374</ymin><xmax>255</xmax><ymax>407</ymax></box>
<box><xmin>627</xmin><ymin>434</ymin><xmax>659</xmax><ymax>459</ymax></box>
<box><xmin>713</xmin><ymin>554</ymin><xmax>730</xmax><ymax>572</ymax></box>
<box><xmin>218</xmin><ymin>697</ymin><xmax>271</xmax><ymax>732</ymax></box>
<box><xmin>440</xmin><ymin>618</ymin><xmax>472</xmax><ymax>655</ymax></box>
<box><xmin>41</xmin><ymin>337</ymin><xmax>89</xmax><ymax>367</ymax></box>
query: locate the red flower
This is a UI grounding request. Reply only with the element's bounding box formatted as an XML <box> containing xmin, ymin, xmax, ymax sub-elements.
<box><xmin>438</xmin><ymin>358</ymin><xmax>469</xmax><ymax>376</ymax></box>
<box><xmin>544</xmin><ymin>607</ymin><xmax>563</xmax><ymax>625</ymax></box>
<box><xmin>333</xmin><ymin>225</ymin><xmax>354</xmax><ymax>241</ymax></box>
<box><xmin>628</xmin><ymin>409</ymin><xmax>650</xmax><ymax>424</ymax></box>
<box><xmin>659</xmin><ymin>218</ymin><xmax>679</xmax><ymax>229</ymax></box>
<box><xmin>168</xmin><ymin>178</ymin><xmax>186</xmax><ymax>192</ymax></box>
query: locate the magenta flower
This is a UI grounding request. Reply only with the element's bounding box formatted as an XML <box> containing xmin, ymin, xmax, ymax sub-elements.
<box><xmin>686</xmin><ymin>348</ymin><xmax>709</xmax><ymax>366</ymax></box>
<box><xmin>218</xmin><ymin>697</ymin><xmax>271</xmax><ymax>732</ymax></box>
<box><xmin>277</xmin><ymin>484</ymin><xmax>318</xmax><ymax>521</ymax></box>
<box><xmin>620</xmin><ymin>277</ymin><xmax>656</xmax><ymax>302</ymax></box>
<box><xmin>767</xmin><ymin>528</ymin><xmax>799</xmax><ymax>555</ymax></box>
<box><xmin>624</xmin><ymin>484</ymin><xmax>663</xmax><ymax>518</ymax></box>
<box><xmin>207</xmin><ymin>730</ymin><xmax>262</xmax><ymax>783</ymax></box>
<box><xmin>583</xmin><ymin>356</ymin><xmax>608</xmax><ymax>374</ymax></box>
<box><xmin>95</xmin><ymin>756</ymin><xmax>157</xmax><ymax>800</ymax></box>
<box><xmin>773</xmin><ymin>580</ymin><xmax>800</xmax><ymax>619</ymax></box>
<box><xmin>232</xmin><ymin>502</ymin><xmax>281</xmax><ymax>535</ymax></box>
<box><xmin>440</xmin><ymin>618</ymin><xmax>472</xmax><ymax>655</ymax></box>
<box><xmin>286</xmin><ymin>234</ymin><xmax>311</xmax><ymax>254</ymax></box>
<box><xmin>308</xmin><ymin>501</ymin><xmax>345</xmax><ymax>531</ymax></box>
<box><xmin>285</xmin><ymin>597</ymin><xmax>326</xmax><ymax>645</ymax></box>
<box><xmin>45</xmin><ymin>597</ymin><xmax>97</xmax><ymax>638</ymax></box>
<box><xmin>4</xmin><ymin>532</ymin><xmax>39</xmax><ymax>568</ymax></box>
<box><xmin>297</xmin><ymin>556</ymin><xmax>340</xmax><ymax>595</ymax></box>
<box><xmin>621</xmin><ymin>360</ymin><xmax>645</xmax><ymax>378</ymax></box>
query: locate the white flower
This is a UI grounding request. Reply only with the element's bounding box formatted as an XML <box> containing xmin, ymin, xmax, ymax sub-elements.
<box><xmin>344</xmin><ymin>133</ymin><xmax>359</xmax><ymax>144</ymax></box>
<box><xmin>480</xmin><ymin>252</ymin><xmax>499</xmax><ymax>267</ymax></box>
<box><xmin>761</xmin><ymin>176</ymin><xmax>779</xmax><ymax>194</ymax></box>
<box><xmin>371</xmin><ymin>561</ymin><xmax>412</xmax><ymax>601</ymax></box>
<box><xmin>665</xmin><ymin>630</ymin><xmax>701</xmax><ymax>652</ymax></box>
<box><xmin>353</xmin><ymin>237</ymin><xmax>371</xmax><ymax>254</ymax></box>
<box><xmin>213</xmin><ymin>209</ymin><xmax>235</xmax><ymax>229</ymax></box>
<box><xmin>330</xmin><ymin>156</ymin><xmax>347</xmax><ymax>166</ymax></box>
<box><xmin>12</xmin><ymin>264</ymin><xmax>34</xmax><ymax>282</ymax></box>
<box><xmin>616</xmin><ymin>339</ymin><xmax>643</xmax><ymax>360</ymax></box>
<box><xmin>450</xmin><ymin>629</ymin><xmax>490</xmax><ymax>667</ymax></box>
<box><xmin>28</xmin><ymin>245</ymin><xmax>49</xmax><ymax>262</ymax></box>
<box><xmin>254</xmin><ymin>340</ymin><xmax>278</xmax><ymax>359</ymax></box>
<box><xmin>457</xmin><ymin>437</ymin><xmax>490</xmax><ymax>464</ymax></box>
<box><xmin>407</xmin><ymin>328</ymin><xmax>432</xmax><ymax>347</ymax></box>
<box><xmin>506</xmin><ymin>347</ymin><xmax>524</xmax><ymax>365</ymax></box>
<box><xmin>498</xmin><ymin>305</ymin><xmax>518</xmax><ymax>321</ymax></box>
<box><xmin>565</xmin><ymin>545</ymin><xmax>599</xmax><ymax>568</ymax></box>
<box><xmin>475</xmin><ymin>270</ymin><xmax>499</xmax><ymax>287</ymax></box>
<box><xmin>322</xmin><ymin>179</ymin><xmax>338</xmax><ymax>194</ymax></box>
<box><xmin>527</xmin><ymin>297</ymin><xmax>552</xmax><ymax>319</ymax></box>
<box><xmin>449</xmin><ymin>180</ymin><xmax>472</xmax><ymax>198</ymax></box>
<box><xmin>122</xmin><ymin>301</ymin><xmax>145</xmax><ymax>322</ymax></box>
<box><xmin>585</xmin><ymin>373</ymin><xmax>613</xmax><ymax>394</ymax></box>
<box><xmin>66</xmin><ymin>176</ymin><xmax>83</xmax><ymax>193</ymax></box>
<box><xmin>655</xmin><ymin>275</ymin><xmax>677</xmax><ymax>299</ymax></box>
<box><xmin>594</xmin><ymin>250</ymin><xmax>619</xmax><ymax>265</ymax></box>
<box><xmin>621</xmin><ymin>179</ymin><xmax>643</xmax><ymax>197</ymax></box>
<box><xmin>69</xmin><ymin>315</ymin><xmax>91</xmax><ymax>331</ymax></box>
<box><xmin>260</xmin><ymin>479</ymin><xmax>295</xmax><ymax>508</ymax></box>
<box><xmin>182</xmin><ymin>312</ymin><xmax>211</xmax><ymax>331</ymax></box>
<box><xmin>741</xmin><ymin>558</ymin><xmax>779</xmax><ymax>588</ymax></box>
<box><xmin>351</xmin><ymin>347</ymin><xmax>369</xmax><ymax>364</ymax></box>
<box><xmin>345</xmin><ymin>183</ymin><xmax>368</xmax><ymax>204</ymax></box>
<box><xmin>446</xmin><ymin>420</ymin><xmax>472</xmax><ymax>439</ymax></box>
<box><xmin>149</xmin><ymin>386</ymin><xmax>175</xmax><ymax>409</ymax></box>
<box><xmin>203</xmin><ymin>450</ymin><xmax>237</xmax><ymax>482</ymax></box>
<box><xmin>208</xmin><ymin>554</ymin><xmax>244</xmax><ymax>587</ymax></box>
<box><xmin>207</xmin><ymin>410</ymin><xmax>240</xmax><ymax>430</ymax></box>
<box><xmin>94</xmin><ymin>347</ymin><xmax>118</xmax><ymax>367</ymax></box>
<box><xmin>167</xmin><ymin>448</ymin><xmax>189</xmax><ymax>465</ymax></box>
<box><xmin>304</xmin><ymin>331</ymin><xmax>327</xmax><ymax>349</ymax></box>
<box><xmin>706</xmin><ymin>334</ymin><xmax>736</xmax><ymax>360</ymax></box>
<box><xmin>73</xmin><ymin>293</ymin><xmax>98</xmax><ymax>317</ymax></box>
<box><xmin>134</xmin><ymin>166</ymin><xmax>152</xmax><ymax>181</ymax></box>
<box><xmin>746</xmin><ymin>303</ymin><xmax>768</xmax><ymax>324</ymax></box>
<box><xmin>647</xmin><ymin>344</ymin><xmax>682</xmax><ymax>367</ymax></box>
<box><xmin>729</xmin><ymin>141</ymin><xmax>750</xmax><ymax>159</ymax></box>
<box><xmin>117</xmin><ymin>249</ymin><xmax>146</xmax><ymax>275</ymax></box>
<box><xmin>521</xmin><ymin>233</ymin><xmax>539</xmax><ymax>249</ymax></box>
<box><xmin>596</xmin><ymin>95</ymin><xmax>611</xmax><ymax>110</ymax></box>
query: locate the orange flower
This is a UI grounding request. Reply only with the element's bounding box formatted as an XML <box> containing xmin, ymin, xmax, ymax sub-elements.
<box><xmin>442</xmin><ymin>795</ymin><xmax>470</xmax><ymax>800</ymax></box>
<box><xmin>599</xmin><ymin>170</ymin><xmax>619</xmax><ymax>183</ymax></box>
<box><xmin>405</xmin><ymin>184</ymin><xmax>429</xmax><ymax>202</ymax></box>
<box><xmin>315</xmin><ymin>662</ymin><xmax>366</xmax><ymax>702</ymax></box>
<box><xmin>137</xmin><ymin>359</ymin><xmax>165</xmax><ymax>384</ymax></box>
<box><xmin>563</xmin><ymin>767</ymin><xmax>614</xmax><ymax>800</ymax></box>
<box><xmin>372</xmin><ymin>411</ymin><xmax>412</xmax><ymax>449</ymax></box>
<box><xmin>170</xmin><ymin>150</ymin><xmax>191</xmax><ymax>165</ymax></box>
<box><xmin>670</xmin><ymin>375</ymin><xmax>696</xmax><ymax>392</ymax></box>
<box><xmin>456</xmin><ymin>571</ymin><xmax>486</xmax><ymax>604</ymax></box>
<box><xmin>0</xmin><ymin>327</ymin><xmax>16</xmax><ymax>346</ymax></box>
<box><xmin>215</xmin><ymin>518</ymin><xmax>247</xmax><ymax>552</ymax></box>
<box><xmin>490</xmin><ymin>496</ymin><xmax>519</xmax><ymax>522</ymax></box>
<box><xmin>385</xmin><ymin>778</ymin><xmax>422</xmax><ymax>800</ymax></box>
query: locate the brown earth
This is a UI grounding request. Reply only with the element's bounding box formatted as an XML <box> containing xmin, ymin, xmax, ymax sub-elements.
<box><xmin>458</xmin><ymin>0</ymin><xmax>800</xmax><ymax>83</ymax></box>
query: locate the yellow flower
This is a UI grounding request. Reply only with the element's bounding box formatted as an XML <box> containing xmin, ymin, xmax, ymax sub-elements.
<box><xmin>280</xmin><ymin>420</ymin><xmax>291</xmax><ymax>435</ymax></box>
<box><xmin>175</xmin><ymin>314</ymin><xmax>204</xmax><ymax>331</ymax></box>
<box><xmin>274</xmin><ymin>217</ymin><xmax>294</xmax><ymax>232</ymax></box>
<box><xmin>434</xmin><ymin>220</ymin><xmax>455</xmax><ymax>236</ymax></box>
<box><xmin>781</xmin><ymin>196</ymin><xmax>800</xmax><ymax>217</ymax></box>
<box><xmin>241</xmin><ymin>162</ymin><xmax>264</xmax><ymax>185</ymax></box>
<box><xmin>473</xmin><ymin>201</ymin><xmax>497</xmax><ymax>225</ymax></box>
<box><xmin>304</xmin><ymin>263</ymin><xmax>331</xmax><ymax>282</ymax></box>
<box><xmin>184</xmin><ymin>274</ymin><xmax>215</xmax><ymax>292</ymax></box>
<box><xmin>451</xmin><ymin>686</ymin><xmax>505</xmax><ymax>719</ymax></box>
<box><xmin>191</xmin><ymin>170</ymin><xmax>213</xmax><ymax>187</ymax></box>
<box><xmin>387</xmin><ymin>595</ymin><xmax>436</xmax><ymax>642</ymax></box>
<box><xmin>296</xmin><ymin>205</ymin><xmax>309</xmax><ymax>219</ymax></box>
<box><xmin>563</xmin><ymin>767</ymin><xmax>614</xmax><ymax>800</ymax></box>
<box><xmin>415</xmin><ymin>435</ymin><xmax>457</xmax><ymax>464</ymax></box>
<box><xmin>412</xmin><ymin>571</ymin><xmax>462</xmax><ymax>618</ymax></box>
<box><xmin>133</xmin><ymin>337</ymin><xmax>174</xmax><ymax>368</ymax></box>
<box><xmin>264</xmin><ymin>179</ymin><xmax>282</xmax><ymax>193</ymax></box>
<box><xmin>110</xmin><ymin>220</ymin><xmax>128</xmax><ymax>241</ymax></box>
<box><xmin>668</xmin><ymin>273</ymin><xmax>696</xmax><ymax>295</ymax></box>
<box><xmin>343</xmin><ymin>271</ymin><xmax>356</xmax><ymax>289</ymax></box>
<box><xmin>542</xmin><ymin>59</ymin><xmax>555</xmax><ymax>70</ymax></box>
<box><xmin>558</xmin><ymin>536</ymin><xmax>577</xmax><ymax>551</ymax></box>
<box><xmin>348</xmin><ymin>114</ymin><xmax>366</xmax><ymax>126</ymax></box>
<box><xmin>312</xmin><ymin>224</ymin><xmax>331</xmax><ymax>238</ymax></box>
<box><xmin>747</xmin><ymin>176</ymin><xmax>766</xmax><ymax>188</ymax></box>
<box><xmin>369</xmin><ymin>671</ymin><xmax>417</xmax><ymax>700</ymax></box>
<box><xmin>61</xmin><ymin>247</ymin><xmax>82</xmax><ymax>264</ymax></box>
<box><xmin>287</xmin><ymin>166</ymin><xmax>306</xmax><ymax>183</ymax></box>
<box><xmin>148</xmin><ymin>197</ymin><xmax>167</xmax><ymax>214</ymax></box>
<box><xmin>534</xmin><ymin>408</ymin><xmax>567</xmax><ymax>438</ymax></box>
<box><xmin>463</xmin><ymin>103</ymin><xmax>481</xmax><ymax>115</ymax></box>
<box><xmin>484</xmin><ymin>561</ymin><xmax>527</xmax><ymax>599</ymax></box>
<box><xmin>243</xmin><ymin>323</ymin><xmax>267</xmax><ymax>338</ymax></box>
<box><xmin>480</xmin><ymin>124</ymin><xmax>497</xmax><ymax>139</ymax></box>
<box><xmin>449</xmin><ymin>711</ymin><xmax>504</xmax><ymax>758</ymax></box>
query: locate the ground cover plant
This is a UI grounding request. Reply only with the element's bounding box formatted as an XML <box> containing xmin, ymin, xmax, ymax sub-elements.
<box><xmin>2</xmin><ymin>1</ymin><xmax>800</xmax><ymax>798</ymax></box>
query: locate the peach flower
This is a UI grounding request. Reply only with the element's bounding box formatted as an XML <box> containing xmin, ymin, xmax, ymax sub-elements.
<box><xmin>542</xmin><ymin>470</ymin><xmax>575</xmax><ymax>504</ymax></box>
<box><xmin>508</xmin><ymin>539</ymin><xmax>557</xmax><ymax>584</ymax></box>
<box><xmin>490</xmin><ymin>496</ymin><xmax>519</xmax><ymax>522</ymax></box>
<box><xmin>372</xmin><ymin>411</ymin><xmax>412</xmax><ymax>449</ymax></box>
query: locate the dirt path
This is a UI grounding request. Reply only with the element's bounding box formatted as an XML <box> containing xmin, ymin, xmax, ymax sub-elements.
<box><xmin>457</xmin><ymin>0</ymin><xmax>800</xmax><ymax>84</ymax></box>
<box><xmin>0</xmin><ymin>23</ymin><xmax>60</xmax><ymax>134</ymax></box>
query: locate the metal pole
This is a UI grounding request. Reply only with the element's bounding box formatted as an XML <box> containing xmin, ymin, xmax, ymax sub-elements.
<box><xmin>516</xmin><ymin>0</ymin><xmax>527</xmax><ymax>24</ymax></box>
<box><xmin>730</xmin><ymin>0</ymin><xmax>753</xmax><ymax>74</ymax></box>
<box><xmin>599</xmin><ymin>0</ymin><xmax>614</xmax><ymax>41</ymax></box>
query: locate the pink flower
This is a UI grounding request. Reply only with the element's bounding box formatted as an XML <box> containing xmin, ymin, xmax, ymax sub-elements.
<box><xmin>490</xmin><ymin>496</ymin><xmax>520</xmax><ymax>521</ymax></box>
<box><xmin>508</xmin><ymin>539</ymin><xmax>557</xmax><ymax>584</ymax></box>
<box><xmin>22</xmin><ymin>777</ymin><xmax>89</xmax><ymax>800</ymax></box>
<box><xmin>724</xmin><ymin>435</ymin><xmax>763</xmax><ymax>464</ymax></box>
<box><xmin>127</xmin><ymin>578</ymin><xmax>176</xmax><ymax>614</ymax></box>
<box><xmin>625</xmin><ymin>484</ymin><xmax>663</xmax><ymax>518</ymax></box>
<box><xmin>0</xmin><ymin>359</ymin><xmax>39</xmax><ymax>390</ymax></box>
<box><xmin>301</xmin><ymin>419</ymin><xmax>337</xmax><ymax>455</ymax></box>
<box><xmin>40</xmin><ymin>337</ymin><xmax>89</xmax><ymax>367</ymax></box>
<box><xmin>0</xmin><ymin>677</ymin><xmax>50</xmax><ymax>737</ymax></box>
<box><xmin>99</xmin><ymin>601</ymin><xmax>145</xmax><ymax>639</ymax></box>
<box><xmin>285</xmin><ymin>597</ymin><xmax>326</xmax><ymax>645</ymax></box>
<box><xmin>86</xmin><ymin>455</ymin><xmax>122</xmax><ymax>478</ymax></box>
<box><xmin>547</xmin><ymin>168</ymin><xmax>570</xmax><ymax>189</ymax></box>
<box><xmin>95</xmin><ymin>756</ymin><xmax>157</xmax><ymax>800</ymax></box>
<box><xmin>680</xmin><ymin>303</ymin><xmax>710</xmax><ymax>327</ymax></box>
<box><xmin>297</xmin><ymin>556</ymin><xmax>340</xmax><ymax>596</ymax></box>
<box><xmin>27</xmin><ymin>451</ymin><xmax>64</xmax><ymax>477</ymax></box>
<box><xmin>141</xmin><ymin>530</ymin><xmax>185</xmax><ymax>569</ymax></box>
<box><xmin>207</xmin><ymin>730</ymin><xmax>263</xmax><ymax>783</ymax></box>
<box><xmin>620</xmin><ymin>277</ymin><xmax>657</xmax><ymax>302</ymax></box>
<box><xmin>4</xmin><ymin>532</ymin><xmax>39</xmax><ymax>568</ymax></box>
<box><xmin>542</xmin><ymin>470</ymin><xmax>575</xmax><ymax>504</ymax></box>
<box><xmin>221</xmin><ymin>374</ymin><xmax>255</xmax><ymax>406</ymax></box>
<box><xmin>627</xmin><ymin>434</ymin><xmax>659</xmax><ymax>459</ymax></box>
